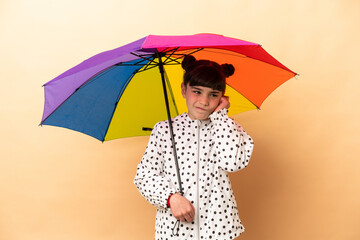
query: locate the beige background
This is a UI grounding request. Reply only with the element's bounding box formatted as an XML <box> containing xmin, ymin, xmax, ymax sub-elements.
<box><xmin>1</xmin><ymin>0</ymin><xmax>359</xmax><ymax>239</ymax></box>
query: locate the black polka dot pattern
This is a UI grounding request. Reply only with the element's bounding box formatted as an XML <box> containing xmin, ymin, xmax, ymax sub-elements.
<box><xmin>134</xmin><ymin>109</ymin><xmax>254</xmax><ymax>240</ymax></box>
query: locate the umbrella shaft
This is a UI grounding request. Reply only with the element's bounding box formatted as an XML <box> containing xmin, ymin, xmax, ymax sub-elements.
<box><xmin>157</xmin><ymin>52</ymin><xmax>184</xmax><ymax>196</ymax></box>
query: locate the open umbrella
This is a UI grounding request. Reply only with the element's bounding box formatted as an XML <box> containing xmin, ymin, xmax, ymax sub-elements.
<box><xmin>41</xmin><ymin>33</ymin><xmax>296</xmax><ymax>194</ymax></box>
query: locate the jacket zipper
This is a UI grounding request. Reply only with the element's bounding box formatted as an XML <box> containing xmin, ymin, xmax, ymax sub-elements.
<box><xmin>196</xmin><ymin>121</ymin><xmax>200</xmax><ymax>240</ymax></box>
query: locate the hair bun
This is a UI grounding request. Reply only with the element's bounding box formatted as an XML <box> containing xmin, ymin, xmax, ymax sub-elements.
<box><xmin>221</xmin><ymin>64</ymin><xmax>235</xmax><ymax>78</ymax></box>
<box><xmin>182</xmin><ymin>55</ymin><xmax>196</xmax><ymax>71</ymax></box>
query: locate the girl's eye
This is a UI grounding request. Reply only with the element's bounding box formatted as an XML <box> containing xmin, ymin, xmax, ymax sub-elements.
<box><xmin>211</xmin><ymin>94</ymin><xmax>219</xmax><ymax>97</ymax></box>
<box><xmin>193</xmin><ymin>91</ymin><xmax>201</xmax><ymax>94</ymax></box>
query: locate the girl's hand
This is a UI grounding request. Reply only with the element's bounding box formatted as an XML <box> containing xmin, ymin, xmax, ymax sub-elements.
<box><xmin>169</xmin><ymin>193</ymin><xmax>195</xmax><ymax>222</ymax></box>
<box><xmin>214</xmin><ymin>96</ymin><xmax>230</xmax><ymax>112</ymax></box>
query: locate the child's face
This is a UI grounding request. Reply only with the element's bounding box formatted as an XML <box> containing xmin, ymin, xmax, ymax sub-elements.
<box><xmin>181</xmin><ymin>83</ymin><xmax>223</xmax><ymax>120</ymax></box>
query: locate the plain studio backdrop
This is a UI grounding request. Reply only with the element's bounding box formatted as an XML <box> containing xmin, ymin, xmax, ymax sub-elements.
<box><xmin>0</xmin><ymin>0</ymin><xmax>359</xmax><ymax>239</ymax></box>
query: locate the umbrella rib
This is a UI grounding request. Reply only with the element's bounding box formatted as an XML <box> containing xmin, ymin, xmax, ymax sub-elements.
<box><xmin>124</xmin><ymin>52</ymin><xmax>159</xmax><ymax>70</ymax></box>
<box><xmin>130</xmin><ymin>52</ymin><xmax>154</xmax><ymax>61</ymax></box>
<box><xmin>143</xmin><ymin>59</ymin><xmax>158</xmax><ymax>71</ymax></box>
<box><xmin>170</xmin><ymin>48</ymin><xmax>204</xmax><ymax>56</ymax></box>
<box><xmin>101</xmin><ymin>71</ymin><xmax>137</xmax><ymax>141</ymax></box>
<box><xmin>135</xmin><ymin>59</ymin><xmax>161</xmax><ymax>73</ymax></box>
<box><xmin>116</xmin><ymin>55</ymin><xmax>152</xmax><ymax>67</ymax></box>
<box><xmin>164</xmin><ymin>70</ymin><xmax>179</xmax><ymax>116</ymax></box>
<box><xmin>115</xmin><ymin>53</ymin><xmax>154</xmax><ymax>67</ymax></box>
<box><xmin>163</xmin><ymin>56</ymin><xmax>181</xmax><ymax>65</ymax></box>
<box><xmin>135</xmin><ymin>64</ymin><xmax>158</xmax><ymax>73</ymax></box>
<box><xmin>138</xmin><ymin>54</ymin><xmax>160</xmax><ymax>72</ymax></box>
<box><xmin>121</xmin><ymin>55</ymin><xmax>158</xmax><ymax>72</ymax></box>
<box><xmin>163</xmin><ymin>48</ymin><xmax>205</xmax><ymax>64</ymax></box>
<box><xmin>162</xmin><ymin>48</ymin><xmax>180</xmax><ymax>64</ymax></box>
<box><xmin>157</xmin><ymin>47</ymin><xmax>179</xmax><ymax>54</ymax></box>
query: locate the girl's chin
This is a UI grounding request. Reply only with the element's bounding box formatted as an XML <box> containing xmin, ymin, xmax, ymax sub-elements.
<box><xmin>188</xmin><ymin>113</ymin><xmax>210</xmax><ymax>121</ymax></box>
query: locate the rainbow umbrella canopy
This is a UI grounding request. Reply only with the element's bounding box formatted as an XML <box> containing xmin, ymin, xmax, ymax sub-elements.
<box><xmin>41</xmin><ymin>33</ymin><xmax>296</xmax><ymax>142</ymax></box>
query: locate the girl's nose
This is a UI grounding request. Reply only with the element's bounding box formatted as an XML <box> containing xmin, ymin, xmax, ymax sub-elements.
<box><xmin>199</xmin><ymin>95</ymin><xmax>209</xmax><ymax>106</ymax></box>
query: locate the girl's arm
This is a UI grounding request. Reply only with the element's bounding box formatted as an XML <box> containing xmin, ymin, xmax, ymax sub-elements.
<box><xmin>134</xmin><ymin>123</ymin><xmax>177</xmax><ymax>209</ymax></box>
<box><xmin>209</xmin><ymin>108</ymin><xmax>254</xmax><ymax>172</ymax></box>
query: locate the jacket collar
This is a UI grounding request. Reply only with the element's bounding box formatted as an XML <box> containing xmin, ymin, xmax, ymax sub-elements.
<box><xmin>179</xmin><ymin>112</ymin><xmax>211</xmax><ymax>128</ymax></box>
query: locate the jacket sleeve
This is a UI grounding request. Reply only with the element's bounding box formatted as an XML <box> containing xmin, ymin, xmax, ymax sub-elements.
<box><xmin>209</xmin><ymin>108</ymin><xmax>254</xmax><ymax>172</ymax></box>
<box><xmin>133</xmin><ymin>122</ymin><xmax>177</xmax><ymax>209</ymax></box>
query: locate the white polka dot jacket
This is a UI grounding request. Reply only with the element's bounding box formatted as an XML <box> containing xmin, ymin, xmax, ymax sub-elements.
<box><xmin>134</xmin><ymin>109</ymin><xmax>254</xmax><ymax>240</ymax></box>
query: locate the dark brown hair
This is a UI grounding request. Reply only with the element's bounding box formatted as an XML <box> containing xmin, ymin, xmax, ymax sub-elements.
<box><xmin>181</xmin><ymin>55</ymin><xmax>235</xmax><ymax>92</ymax></box>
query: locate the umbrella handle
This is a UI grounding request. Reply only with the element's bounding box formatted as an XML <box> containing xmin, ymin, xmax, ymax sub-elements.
<box><xmin>156</xmin><ymin>52</ymin><xmax>184</xmax><ymax>196</ymax></box>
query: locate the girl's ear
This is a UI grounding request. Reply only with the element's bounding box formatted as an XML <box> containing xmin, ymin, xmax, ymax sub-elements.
<box><xmin>181</xmin><ymin>83</ymin><xmax>186</xmax><ymax>98</ymax></box>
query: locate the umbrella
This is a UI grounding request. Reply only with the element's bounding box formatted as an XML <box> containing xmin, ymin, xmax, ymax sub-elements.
<box><xmin>41</xmin><ymin>33</ymin><xmax>296</xmax><ymax>194</ymax></box>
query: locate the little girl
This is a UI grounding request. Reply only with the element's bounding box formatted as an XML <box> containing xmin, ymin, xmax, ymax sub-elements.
<box><xmin>134</xmin><ymin>55</ymin><xmax>254</xmax><ymax>240</ymax></box>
